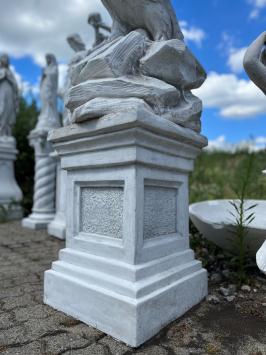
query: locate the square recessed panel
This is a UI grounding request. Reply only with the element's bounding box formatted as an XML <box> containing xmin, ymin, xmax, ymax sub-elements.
<box><xmin>80</xmin><ymin>186</ymin><xmax>123</xmax><ymax>239</ymax></box>
<box><xmin>144</xmin><ymin>186</ymin><xmax>177</xmax><ymax>239</ymax></box>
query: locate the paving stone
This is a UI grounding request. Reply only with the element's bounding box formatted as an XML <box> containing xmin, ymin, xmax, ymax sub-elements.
<box><xmin>0</xmin><ymin>325</ymin><xmax>30</xmax><ymax>346</ymax></box>
<box><xmin>1</xmin><ymin>342</ymin><xmax>44</xmax><ymax>355</ymax></box>
<box><xmin>64</xmin><ymin>343</ymin><xmax>108</xmax><ymax>355</ymax></box>
<box><xmin>0</xmin><ymin>286</ymin><xmax>25</xmax><ymax>300</ymax></box>
<box><xmin>69</xmin><ymin>323</ymin><xmax>104</xmax><ymax>343</ymax></box>
<box><xmin>2</xmin><ymin>293</ymin><xmax>37</xmax><ymax>311</ymax></box>
<box><xmin>0</xmin><ymin>312</ymin><xmax>16</xmax><ymax>330</ymax></box>
<box><xmin>40</xmin><ymin>332</ymin><xmax>90</xmax><ymax>355</ymax></box>
<box><xmin>99</xmin><ymin>336</ymin><xmax>130</xmax><ymax>354</ymax></box>
<box><xmin>22</xmin><ymin>317</ymin><xmax>67</xmax><ymax>340</ymax></box>
<box><xmin>134</xmin><ymin>345</ymin><xmax>169</xmax><ymax>355</ymax></box>
<box><xmin>13</xmin><ymin>304</ymin><xmax>54</xmax><ymax>322</ymax></box>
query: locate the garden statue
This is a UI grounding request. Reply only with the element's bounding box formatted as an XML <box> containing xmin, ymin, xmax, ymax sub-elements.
<box><xmin>244</xmin><ymin>35</ymin><xmax>266</xmax><ymax>275</ymax></box>
<box><xmin>36</xmin><ymin>54</ymin><xmax>60</xmax><ymax>130</ymax></box>
<box><xmin>244</xmin><ymin>32</ymin><xmax>266</xmax><ymax>95</ymax></box>
<box><xmin>88</xmin><ymin>12</ymin><xmax>111</xmax><ymax>47</ymax></box>
<box><xmin>48</xmin><ymin>35</ymin><xmax>86</xmax><ymax>240</ymax></box>
<box><xmin>257</xmin><ymin>240</ymin><xmax>266</xmax><ymax>275</ymax></box>
<box><xmin>44</xmin><ymin>0</ymin><xmax>208</xmax><ymax>347</ymax></box>
<box><xmin>0</xmin><ymin>53</ymin><xmax>23</xmax><ymax>220</ymax></box>
<box><xmin>22</xmin><ymin>54</ymin><xmax>60</xmax><ymax>230</ymax></box>
<box><xmin>48</xmin><ymin>14</ymin><xmax>111</xmax><ymax>239</ymax></box>
<box><xmin>0</xmin><ymin>54</ymin><xmax>19</xmax><ymax>136</ymax></box>
<box><xmin>63</xmin><ymin>34</ymin><xmax>86</xmax><ymax>126</ymax></box>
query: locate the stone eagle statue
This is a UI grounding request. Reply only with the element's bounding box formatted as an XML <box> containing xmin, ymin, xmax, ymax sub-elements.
<box><xmin>101</xmin><ymin>0</ymin><xmax>184</xmax><ymax>41</ymax></box>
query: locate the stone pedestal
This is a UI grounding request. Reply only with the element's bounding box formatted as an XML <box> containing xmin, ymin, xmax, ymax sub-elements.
<box><xmin>48</xmin><ymin>153</ymin><xmax>66</xmax><ymax>239</ymax></box>
<box><xmin>22</xmin><ymin>129</ymin><xmax>56</xmax><ymax>230</ymax></box>
<box><xmin>0</xmin><ymin>137</ymin><xmax>23</xmax><ymax>220</ymax></box>
<box><xmin>44</xmin><ymin>111</ymin><xmax>208</xmax><ymax>347</ymax></box>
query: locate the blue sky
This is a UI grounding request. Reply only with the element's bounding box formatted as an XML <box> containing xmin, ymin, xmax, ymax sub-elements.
<box><xmin>1</xmin><ymin>0</ymin><xmax>266</xmax><ymax>148</ymax></box>
<box><xmin>172</xmin><ymin>0</ymin><xmax>266</xmax><ymax>146</ymax></box>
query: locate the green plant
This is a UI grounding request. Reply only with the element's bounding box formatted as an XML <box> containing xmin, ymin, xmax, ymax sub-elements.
<box><xmin>0</xmin><ymin>200</ymin><xmax>20</xmax><ymax>224</ymax></box>
<box><xmin>229</xmin><ymin>154</ymin><xmax>257</xmax><ymax>284</ymax></box>
<box><xmin>0</xmin><ymin>204</ymin><xmax>8</xmax><ymax>223</ymax></box>
<box><xmin>13</xmin><ymin>98</ymin><xmax>39</xmax><ymax>215</ymax></box>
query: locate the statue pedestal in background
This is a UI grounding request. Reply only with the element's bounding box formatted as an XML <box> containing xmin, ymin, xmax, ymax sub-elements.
<box><xmin>44</xmin><ymin>113</ymin><xmax>208</xmax><ymax>347</ymax></box>
<box><xmin>22</xmin><ymin>129</ymin><xmax>56</xmax><ymax>229</ymax></box>
<box><xmin>0</xmin><ymin>137</ymin><xmax>23</xmax><ymax>220</ymax></box>
<box><xmin>48</xmin><ymin>152</ymin><xmax>66</xmax><ymax>239</ymax></box>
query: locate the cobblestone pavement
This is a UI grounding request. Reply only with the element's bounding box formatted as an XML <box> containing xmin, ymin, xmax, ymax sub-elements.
<box><xmin>0</xmin><ymin>222</ymin><xmax>266</xmax><ymax>355</ymax></box>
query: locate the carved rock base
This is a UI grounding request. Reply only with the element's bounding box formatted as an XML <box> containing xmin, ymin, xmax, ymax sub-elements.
<box><xmin>44</xmin><ymin>110</ymin><xmax>208</xmax><ymax>347</ymax></box>
<box><xmin>0</xmin><ymin>137</ymin><xmax>23</xmax><ymax>220</ymax></box>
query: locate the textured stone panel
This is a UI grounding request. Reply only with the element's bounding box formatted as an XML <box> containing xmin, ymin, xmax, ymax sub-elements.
<box><xmin>80</xmin><ymin>186</ymin><xmax>123</xmax><ymax>239</ymax></box>
<box><xmin>144</xmin><ymin>186</ymin><xmax>177</xmax><ymax>239</ymax></box>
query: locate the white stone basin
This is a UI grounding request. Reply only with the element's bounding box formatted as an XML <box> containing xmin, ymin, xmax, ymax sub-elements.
<box><xmin>189</xmin><ymin>200</ymin><xmax>266</xmax><ymax>256</ymax></box>
<box><xmin>257</xmin><ymin>241</ymin><xmax>266</xmax><ymax>274</ymax></box>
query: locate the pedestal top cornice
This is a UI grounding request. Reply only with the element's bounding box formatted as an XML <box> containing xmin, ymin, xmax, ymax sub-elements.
<box><xmin>48</xmin><ymin>109</ymin><xmax>207</xmax><ymax>150</ymax></box>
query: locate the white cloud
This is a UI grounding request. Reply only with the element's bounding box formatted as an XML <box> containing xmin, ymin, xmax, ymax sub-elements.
<box><xmin>0</xmin><ymin>0</ymin><xmax>110</xmax><ymax>66</ymax></box>
<box><xmin>195</xmin><ymin>72</ymin><xmax>266</xmax><ymax>119</ymax></box>
<box><xmin>248</xmin><ymin>0</ymin><xmax>266</xmax><ymax>18</ymax></box>
<box><xmin>0</xmin><ymin>1</ymin><xmax>205</xmax><ymax>67</ymax></box>
<box><xmin>227</xmin><ymin>47</ymin><xmax>247</xmax><ymax>73</ymax></box>
<box><xmin>180</xmin><ymin>21</ymin><xmax>205</xmax><ymax>46</ymax></box>
<box><xmin>206</xmin><ymin>135</ymin><xmax>266</xmax><ymax>152</ymax></box>
<box><xmin>10</xmin><ymin>65</ymin><xmax>39</xmax><ymax>97</ymax></box>
<box><xmin>58</xmin><ymin>63</ymin><xmax>68</xmax><ymax>98</ymax></box>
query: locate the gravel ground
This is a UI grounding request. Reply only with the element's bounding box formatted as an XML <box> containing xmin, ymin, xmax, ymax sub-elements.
<box><xmin>0</xmin><ymin>222</ymin><xmax>265</xmax><ymax>355</ymax></box>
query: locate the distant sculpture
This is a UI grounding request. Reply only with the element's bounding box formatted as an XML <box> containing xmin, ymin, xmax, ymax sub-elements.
<box><xmin>63</xmin><ymin>34</ymin><xmax>86</xmax><ymax>126</ymax></box>
<box><xmin>88</xmin><ymin>12</ymin><xmax>111</xmax><ymax>47</ymax></box>
<box><xmin>66</xmin><ymin>0</ymin><xmax>206</xmax><ymax>132</ymax></box>
<box><xmin>244</xmin><ymin>35</ymin><xmax>266</xmax><ymax>275</ymax></box>
<box><xmin>0</xmin><ymin>54</ymin><xmax>19</xmax><ymax>136</ymax></box>
<box><xmin>67</xmin><ymin>33</ymin><xmax>86</xmax><ymax>53</ymax></box>
<box><xmin>0</xmin><ymin>53</ymin><xmax>23</xmax><ymax>220</ymax></box>
<box><xmin>257</xmin><ymin>241</ymin><xmax>266</xmax><ymax>275</ymax></box>
<box><xmin>22</xmin><ymin>54</ymin><xmax>59</xmax><ymax>230</ymax></box>
<box><xmin>101</xmin><ymin>0</ymin><xmax>183</xmax><ymax>41</ymax></box>
<box><xmin>36</xmin><ymin>53</ymin><xmax>60</xmax><ymax>130</ymax></box>
<box><xmin>244</xmin><ymin>32</ymin><xmax>266</xmax><ymax>95</ymax></box>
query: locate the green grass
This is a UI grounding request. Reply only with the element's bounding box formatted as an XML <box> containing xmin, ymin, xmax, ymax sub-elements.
<box><xmin>190</xmin><ymin>150</ymin><xmax>266</xmax><ymax>203</ymax></box>
<box><xmin>189</xmin><ymin>150</ymin><xmax>266</xmax><ymax>283</ymax></box>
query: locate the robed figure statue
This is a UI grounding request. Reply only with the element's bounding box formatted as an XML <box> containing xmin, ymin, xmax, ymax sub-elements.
<box><xmin>0</xmin><ymin>54</ymin><xmax>19</xmax><ymax>136</ymax></box>
<box><xmin>36</xmin><ymin>53</ymin><xmax>60</xmax><ymax>130</ymax></box>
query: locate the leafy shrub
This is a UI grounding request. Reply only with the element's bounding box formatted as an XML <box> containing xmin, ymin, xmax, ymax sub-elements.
<box><xmin>13</xmin><ymin>98</ymin><xmax>39</xmax><ymax>215</ymax></box>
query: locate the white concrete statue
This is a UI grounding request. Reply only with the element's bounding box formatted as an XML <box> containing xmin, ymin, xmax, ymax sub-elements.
<box><xmin>48</xmin><ymin>36</ymin><xmax>86</xmax><ymax>239</ymax></box>
<box><xmin>63</xmin><ymin>34</ymin><xmax>86</xmax><ymax>127</ymax></box>
<box><xmin>244</xmin><ymin>35</ymin><xmax>266</xmax><ymax>275</ymax></box>
<box><xmin>0</xmin><ymin>53</ymin><xmax>23</xmax><ymax>220</ymax></box>
<box><xmin>257</xmin><ymin>241</ymin><xmax>266</xmax><ymax>274</ymax></box>
<box><xmin>22</xmin><ymin>54</ymin><xmax>59</xmax><ymax>230</ymax></box>
<box><xmin>44</xmin><ymin>0</ymin><xmax>208</xmax><ymax>347</ymax></box>
<box><xmin>36</xmin><ymin>54</ymin><xmax>60</xmax><ymax>130</ymax></box>
<box><xmin>65</xmin><ymin>0</ymin><xmax>206</xmax><ymax>132</ymax></box>
<box><xmin>88</xmin><ymin>12</ymin><xmax>111</xmax><ymax>47</ymax></box>
<box><xmin>0</xmin><ymin>54</ymin><xmax>19</xmax><ymax>136</ymax></box>
<box><xmin>244</xmin><ymin>32</ymin><xmax>266</xmax><ymax>95</ymax></box>
<box><xmin>48</xmin><ymin>16</ymin><xmax>111</xmax><ymax>239</ymax></box>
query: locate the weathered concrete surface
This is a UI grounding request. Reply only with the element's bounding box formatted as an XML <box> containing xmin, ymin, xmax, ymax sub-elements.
<box><xmin>0</xmin><ymin>222</ymin><xmax>266</xmax><ymax>354</ymax></box>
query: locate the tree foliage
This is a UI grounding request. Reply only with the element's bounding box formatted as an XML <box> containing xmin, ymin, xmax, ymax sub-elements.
<box><xmin>13</xmin><ymin>98</ymin><xmax>39</xmax><ymax>215</ymax></box>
